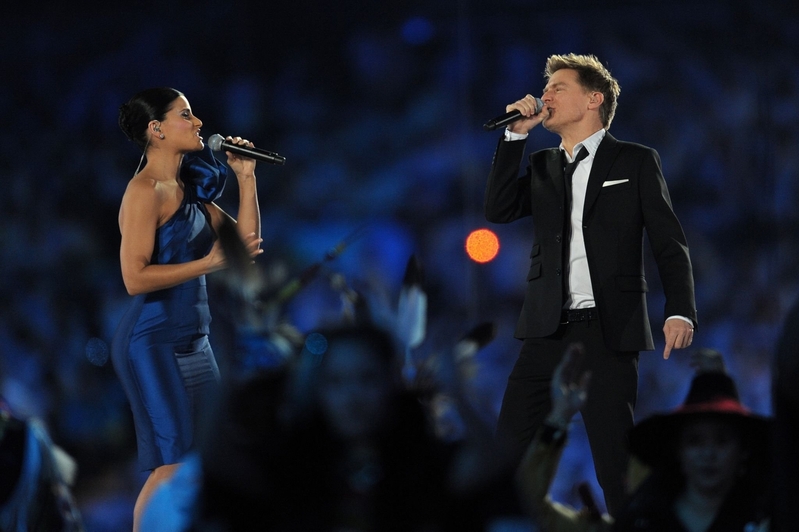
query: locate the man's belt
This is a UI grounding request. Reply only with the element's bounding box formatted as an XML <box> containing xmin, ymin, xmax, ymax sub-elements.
<box><xmin>560</xmin><ymin>307</ymin><xmax>599</xmax><ymax>324</ymax></box>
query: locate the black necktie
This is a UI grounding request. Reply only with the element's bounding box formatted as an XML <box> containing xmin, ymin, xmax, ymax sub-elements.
<box><xmin>562</xmin><ymin>147</ymin><xmax>588</xmax><ymax>305</ymax></box>
<box><xmin>563</xmin><ymin>147</ymin><xmax>588</xmax><ymax>209</ymax></box>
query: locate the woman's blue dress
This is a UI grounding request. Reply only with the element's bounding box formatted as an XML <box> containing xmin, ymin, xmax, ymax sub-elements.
<box><xmin>111</xmin><ymin>146</ymin><xmax>227</xmax><ymax>472</ymax></box>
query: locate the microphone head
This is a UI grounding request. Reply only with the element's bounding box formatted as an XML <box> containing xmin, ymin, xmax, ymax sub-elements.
<box><xmin>533</xmin><ymin>97</ymin><xmax>544</xmax><ymax>114</ymax></box>
<box><xmin>207</xmin><ymin>134</ymin><xmax>225</xmax><ymax>151</ymax></box>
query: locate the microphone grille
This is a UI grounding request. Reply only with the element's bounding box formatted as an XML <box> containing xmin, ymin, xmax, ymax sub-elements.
<box><xmin>534</xmin><ymin>97</ymin><xmax>544</xmax><ymax>114</ymax></box>
<box><xmin>207</xmin><ymin>134</ymin><xmax>224</xmax><ymax>151</ymax></box>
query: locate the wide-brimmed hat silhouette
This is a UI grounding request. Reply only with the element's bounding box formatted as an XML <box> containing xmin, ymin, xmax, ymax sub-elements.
<box><xmin>628</xmin><ymin>371</ymin><xmax>770</xmax><ymax>469</ymax></box>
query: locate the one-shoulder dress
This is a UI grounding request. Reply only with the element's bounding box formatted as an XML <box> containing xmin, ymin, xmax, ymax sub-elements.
<box><xmin>111</xmin><ymin>146</ymin><xmax>227</xmax><ymax>472</ymax></box>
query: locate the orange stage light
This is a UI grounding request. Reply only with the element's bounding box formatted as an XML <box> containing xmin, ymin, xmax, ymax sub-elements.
<box><xmin>465</xmin><ymin>228</ymin><xmax>500</xmax><ymax>263</ymax></box>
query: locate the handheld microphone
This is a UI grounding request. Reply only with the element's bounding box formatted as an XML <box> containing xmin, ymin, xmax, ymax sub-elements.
<box><xmin>482</xmin><ymin>97</ymin><xmax>544</xmax><ymax>131</ymax></box>
<box><xmin>208</xmin><ymin>134</ymin><xmax>286</xmax><ymax>165</ymax></box>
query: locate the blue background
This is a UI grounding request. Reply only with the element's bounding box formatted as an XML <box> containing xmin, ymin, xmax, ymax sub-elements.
<box><xmin>1</xmin><ymin>1</ymin><xmax>796</xmax><ymax>529</ymax></box>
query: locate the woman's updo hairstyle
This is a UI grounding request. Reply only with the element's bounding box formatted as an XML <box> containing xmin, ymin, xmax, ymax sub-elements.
<box><xmin>118</xmin><ymin>87</ymin><xmax>183</xmax><ymax>150</ymax></box>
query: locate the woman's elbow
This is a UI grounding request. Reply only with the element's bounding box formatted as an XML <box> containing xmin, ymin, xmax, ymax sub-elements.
<box><xmin>121</xmin><ymin>271</ymin><xmax>146</xmax><ymax>296</ymax></box>
<box><xmin>124</xmin><ymin>280</ymin><xmax>144</xmax><ymax>296</ymax></box>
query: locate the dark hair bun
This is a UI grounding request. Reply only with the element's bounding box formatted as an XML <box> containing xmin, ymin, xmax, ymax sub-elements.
<box><xmin>118</xmin><ymin>102</ymin><xmax>137</xmax><ymax>143</ymax></box>
<box><xmin>118</xmin><ymin>87</ymin><xmax>183</xmax><ymax>150</ymax></box>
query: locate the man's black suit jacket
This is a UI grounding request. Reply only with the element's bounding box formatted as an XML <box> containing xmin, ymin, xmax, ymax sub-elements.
<box><xmin>485</xmin><ymin>132</ymin><xmax>697</xmax><ymax>352</ymax></box>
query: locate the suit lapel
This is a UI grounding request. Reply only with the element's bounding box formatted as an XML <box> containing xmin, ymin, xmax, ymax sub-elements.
<box><xmin>544</xmin><ymin>148</ymin><xmax>566</xmax><ymax>200</ymax></box>
<box><xmin>584</xmin><ymin>132</ymin><xmax>621</xmax><ymax>214</ymax></box>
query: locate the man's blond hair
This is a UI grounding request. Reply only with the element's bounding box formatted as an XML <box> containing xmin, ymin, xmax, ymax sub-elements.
<box><xmin>545</xmin><ymin>54</ymin><xmax>621</xmax><ymax>129</ymax></box>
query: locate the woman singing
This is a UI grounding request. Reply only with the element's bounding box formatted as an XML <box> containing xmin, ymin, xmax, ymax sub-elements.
<box><xmin>112</xmin><ymin>87</ymin><xmax>262</xmax><ymax>531</ymax></box>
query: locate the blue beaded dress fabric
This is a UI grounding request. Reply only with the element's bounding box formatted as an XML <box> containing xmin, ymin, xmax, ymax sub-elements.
<box><xmin>111</xmin><ymin>146</ymin><xmax>227</xmax><ymax>471</ymax></box>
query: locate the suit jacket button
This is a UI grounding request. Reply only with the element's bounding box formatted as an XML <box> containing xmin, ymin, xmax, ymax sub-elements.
<box><xmin>555</xmin><ymin>235</ymin><xmax>562</xmax><ymax>243</ymax></box>
<box><xmin>556</xmin><ymin>268</ymin><xmax>562</xmax><ymax>275</ymax></box>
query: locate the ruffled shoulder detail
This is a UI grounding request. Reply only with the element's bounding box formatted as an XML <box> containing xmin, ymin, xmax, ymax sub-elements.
<box><xmin>180</xmin><ymin>144</ymin><xmax>228</xmax><ymax>202</ymax></box>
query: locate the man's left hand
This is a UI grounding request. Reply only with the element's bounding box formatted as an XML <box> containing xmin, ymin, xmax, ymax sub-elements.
<box><xmin>662</xmin><ymin>318</ymin><xmax>694</xmax><ymax>360</ymax></box>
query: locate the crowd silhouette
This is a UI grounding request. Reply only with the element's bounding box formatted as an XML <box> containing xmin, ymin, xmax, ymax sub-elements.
<box><xmin>2</xmin><ymin>1</ymin><xmax>797</xmax><ymax>530</ymax></box>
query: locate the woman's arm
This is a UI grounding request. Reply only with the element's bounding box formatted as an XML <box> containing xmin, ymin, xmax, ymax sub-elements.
<box><xmin>203</xmin><ymin>137</ymin><xmax>264</xmax><ymax>259</ymax></box>
<box><xmin>220</xmin><ymin>136</ymin><xmax>261</xmax><ymax>241</ymax></box>
<box><xmin>118</xmin><ymin>179</ymin><xmax>224</xmax><ymax>296</ymax></box>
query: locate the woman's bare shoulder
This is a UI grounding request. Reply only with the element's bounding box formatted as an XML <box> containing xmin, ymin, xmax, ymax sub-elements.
<box><xmin>118</xmin><ymin>174</ymin><xmax>166</xmax><ymax>230</ymax></box>
<box><xmin>122</xmin><ymin>173</ymin><xmax>167</xmax><ymax>206</ymax></box>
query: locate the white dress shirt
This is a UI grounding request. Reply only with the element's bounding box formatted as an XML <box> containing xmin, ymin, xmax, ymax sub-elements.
<box><xmin>561</xmin><ymin>129</ymin><xmax>606</xmax><ymax>309</ymax></box>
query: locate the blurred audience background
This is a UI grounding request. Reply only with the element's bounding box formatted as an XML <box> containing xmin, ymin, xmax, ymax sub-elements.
<box><xmin>1</xmin><ymin>0</ymin><xmax>796</xmax><ymax>530</ymax></box>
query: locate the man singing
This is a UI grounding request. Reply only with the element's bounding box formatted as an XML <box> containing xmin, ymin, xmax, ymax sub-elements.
<box><xmin>484</xmin><ymin>53</ymin><xmax>697</xmax><ymax>516</ymax></box>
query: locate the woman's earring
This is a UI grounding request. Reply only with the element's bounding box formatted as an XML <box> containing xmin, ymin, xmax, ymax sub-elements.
<box><xmin>159</xmin><ymin>134</ymin><xmax>165</xmax><ymax>139</ymax></box>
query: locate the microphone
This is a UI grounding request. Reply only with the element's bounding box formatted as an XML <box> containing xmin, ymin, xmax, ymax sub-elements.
<box><xmin>483</xmin><ymin>97</ymin><xmax>544</xmax><ymax>131</ymax></box>
<box><xmin>207</xmin><ymin>134</ymin><xmax>286</xmax><ymax>165</ymax></box>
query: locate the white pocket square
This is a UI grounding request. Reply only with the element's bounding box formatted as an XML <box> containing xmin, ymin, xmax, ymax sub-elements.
<box><xmin>602</xmin><ymin>179</ymin><xmax>629</xmax><ymax>187</ymax></box>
